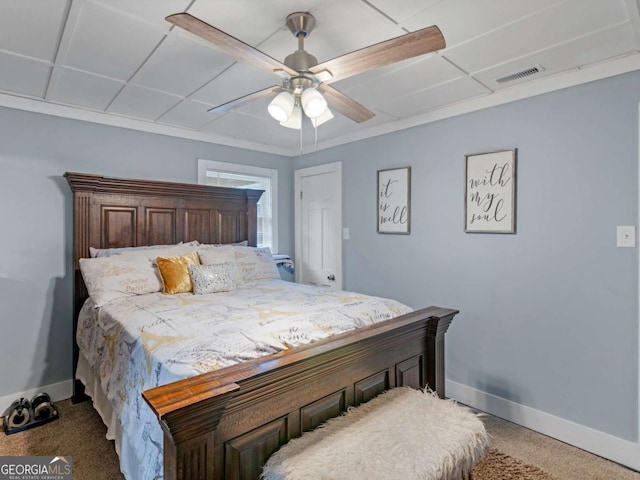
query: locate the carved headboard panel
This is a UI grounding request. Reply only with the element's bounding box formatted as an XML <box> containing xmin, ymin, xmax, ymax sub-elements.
<box><xmin>64</xmin><ymin>172</ymin><xmax>263</xmax><ymax>400</ymax></box>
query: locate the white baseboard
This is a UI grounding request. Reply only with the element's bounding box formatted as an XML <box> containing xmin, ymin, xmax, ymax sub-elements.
<box><xmin>0</xmin><ymin>380</ymin><xmax>73</xmax><ymax>413</ymax></box>
<box><xmin>446</xmin><ymin>379</ymin><xmax>640</xmax><ymax>471</ymax></box>
<box><xmin>2</xmin><ymin>379</ymin><xmax>637</xmax><ymax>469</ymax></box>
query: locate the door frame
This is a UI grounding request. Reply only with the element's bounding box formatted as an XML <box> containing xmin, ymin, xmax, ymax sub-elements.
<box><xmin>637</xmin><ymin>102</ymin><xmax>640</xmax><ymax>450</ymax></box>
<box><xmin>294</xmin><ymin>162</ymin><xmax>343</xmax><ymax>289</ymax></box>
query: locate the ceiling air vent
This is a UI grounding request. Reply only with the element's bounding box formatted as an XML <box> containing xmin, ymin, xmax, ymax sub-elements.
<box><xmin>495</xmin><ymin>65</ymin><xmax>545</xmax><ymax>84</ymax></box>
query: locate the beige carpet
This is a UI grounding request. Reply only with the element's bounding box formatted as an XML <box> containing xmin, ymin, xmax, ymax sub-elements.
<box><xmin>482</xmin><ymin>414</ymin><xmax>640</xmax><ymax>480</ymax></box>
<box><xmin>472</xmin><ymin>449</ymin><xmax>556</xmax><ymax>479</ymax></box>
<box><xmin>0</xmin><ymin>399</ymin><xmax>123</xmax><ymax>480</ymax></box>
<box><xmin>0</xmin><ymin>399</ymin><xmax>638</xmax><ymax>480</ymax></box>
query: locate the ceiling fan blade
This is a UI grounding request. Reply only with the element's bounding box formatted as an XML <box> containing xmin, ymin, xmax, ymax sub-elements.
<box><xmin>166</xmin><ymin>13</ymin><xmax>298</xmax><ymax>78</ymax></box>
<box><xmin>310</xmin><ymin>25</ymin><xmax>445</xmax><ymax>84</ymax></box>
<box><xmin>318</xmin><ymin>85</ymin><xmax>375</xmax><ymax>123</ymax></box>
<box><xmin>208</xmin><ymin>86</ymin><xmax>281</xmax><ymax>113</ymax></box>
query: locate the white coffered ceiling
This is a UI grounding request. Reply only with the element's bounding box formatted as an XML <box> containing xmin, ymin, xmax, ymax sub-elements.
<box><xmin>1</xmin><ymin>0</ymin><xmax>640</xmax><ymax>156</ymax></box>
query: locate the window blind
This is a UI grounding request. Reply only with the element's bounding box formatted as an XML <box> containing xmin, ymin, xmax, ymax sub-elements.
<box><xmin>205</xmin><ymin>171</ymin><xmax>273</xmax><ymax>250</ymax></box>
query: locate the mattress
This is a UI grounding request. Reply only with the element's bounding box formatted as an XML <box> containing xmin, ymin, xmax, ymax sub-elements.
<box><xmin>77</xmin><ymin>279</ymin><xmax>412</xmax><ymax>480</ymax></box>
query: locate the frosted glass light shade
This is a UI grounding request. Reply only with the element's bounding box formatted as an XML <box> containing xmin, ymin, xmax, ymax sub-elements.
<box><xmin>301</xmin><ymin>88</ymin><xmax>328</xmax><ymax>118</ymax></box>
<box><xmin>268</xmin><ymin>91</ymin><xmax>295</xmax><ymax>122</ymax></box>
<box><xmin>310</xmin><ymin>107</ymin><xmax>333</xmax><ymax>127</ymax></box>
<box><xmin>280</xmin><ymin>105</ymin><xmax>302</xmax><ymax>129</ymax></box>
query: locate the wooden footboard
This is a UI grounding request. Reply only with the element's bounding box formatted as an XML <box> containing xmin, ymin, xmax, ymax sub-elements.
<box><xmin>143</xmin><ymin>306</ymin><xmax>458</xmax><ymax>480</ymax></box>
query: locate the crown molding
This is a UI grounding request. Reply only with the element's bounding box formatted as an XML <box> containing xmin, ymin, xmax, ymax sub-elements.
<box><xmin>0</xmin><ymin>92</ymin><xmax>293</xmax><ymax>157</ymax></box>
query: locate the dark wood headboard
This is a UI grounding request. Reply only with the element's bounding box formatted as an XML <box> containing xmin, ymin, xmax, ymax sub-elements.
<box><xmin>65</xmin><ymin>172</ymin><xmax>263</xmax><ymax>400</ymax></box>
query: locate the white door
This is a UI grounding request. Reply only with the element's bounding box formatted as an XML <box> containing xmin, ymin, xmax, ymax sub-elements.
<box><xmin>295</xmin><ymin>162</ymin><xmax>342</xmax><ymax>289</ymax></box>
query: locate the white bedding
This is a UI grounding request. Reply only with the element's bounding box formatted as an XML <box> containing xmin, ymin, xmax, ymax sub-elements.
<box><xmin>77</xmin><ymin>279</ymin><xmax>412</xmax><ymax>480</ymax></box>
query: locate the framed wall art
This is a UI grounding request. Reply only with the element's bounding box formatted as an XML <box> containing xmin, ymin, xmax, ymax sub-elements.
<box><xmin>377</xmin><ymin>166</ymin><xmax>411</xmax><ymax>234</ymax></box>
<box><xmin>464</xmin><ymin>149</ymin><xmax>517</xmax><ymax>233</ymax></box>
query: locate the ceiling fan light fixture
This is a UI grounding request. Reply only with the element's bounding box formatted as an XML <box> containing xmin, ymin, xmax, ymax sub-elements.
<box><xmin>268</xmin><ymin>91</ymin><xmax>295</xmax><ymax>122</ymax></box>
<box><xmin>301</xmin><ymin>87</ymin><xmax>328</xmax><ymax>118</ymax></box>
<box><xmin>310</xmin><ymin>107</ymin><xmax>333</xmax><ymax>127</ymax></box>
<box><xmin>280</xmin><ymin>105</ymin><xmax>302</xmax><ymax>129</ymax></box>
<box><xmin>169</xmin><ymin>12</ymin><xmax>447</xmax><ymax>131</ymax></box>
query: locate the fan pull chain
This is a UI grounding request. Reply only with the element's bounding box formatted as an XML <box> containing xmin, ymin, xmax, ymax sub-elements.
<box><xmin>314</xmin><ymin>123</ymin><xmax>318</xmax><ymax>149</ymax></box>
<box><xmin>299</xmin><ymin>118</ymin><xmax>303</xmax><ymax>156</ymax></box>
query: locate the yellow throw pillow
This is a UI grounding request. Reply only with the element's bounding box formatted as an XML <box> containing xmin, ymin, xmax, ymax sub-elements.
<box><xmin>156</xmin><ymin>251</ymin><xmax>201</xmax><ymax>294</ymax></box>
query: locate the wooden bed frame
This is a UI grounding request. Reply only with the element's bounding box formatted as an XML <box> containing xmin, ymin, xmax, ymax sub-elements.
<box><xmin>65</xmin><ymin>172</ymin><xmax>459</xmax><ymax>480</ymax></box>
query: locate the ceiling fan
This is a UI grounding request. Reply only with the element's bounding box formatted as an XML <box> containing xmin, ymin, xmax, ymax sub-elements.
<box><xmin>166</xmin><ymin>11</ymin><xmax>446</xmax><ymax>129</ymax></box>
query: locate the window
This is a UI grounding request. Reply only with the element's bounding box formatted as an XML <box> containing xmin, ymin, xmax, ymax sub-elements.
<box><xmin>198</xmin><ymin>159</ymin><xmax>278</xmax><ymax>252</ymax></box>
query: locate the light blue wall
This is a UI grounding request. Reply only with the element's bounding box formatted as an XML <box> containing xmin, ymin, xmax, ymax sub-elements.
<box><xmin>2</xmin><ymin>70</ymin><xmax>638</xmax><ymax>442</ymax></box>
<box><xmin>0</xmin><ymin>108</ymin><xmax>293</xmax><ymax>400</ymax></box>
<box><xmin>295</xmin><ymin>71</ymin><xmax>639</xmax><ymax>441</ymax></box>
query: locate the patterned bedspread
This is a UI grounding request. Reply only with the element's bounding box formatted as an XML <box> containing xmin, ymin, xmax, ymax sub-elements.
<box><xmin>77</xmin><ymin>279</ymin><xmax>412</xmax><ymax>480</ymax></box>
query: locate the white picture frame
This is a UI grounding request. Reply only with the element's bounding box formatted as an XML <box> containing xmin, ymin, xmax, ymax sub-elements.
<box><xmin>377</xmin><ymin>167</ymin><xmax>411</xmax><ymax>234</ymax></box>
<box><xmin>464</xmin><ymin>149</ymin><xmax>517</xmax><ymax>233</ymax></box>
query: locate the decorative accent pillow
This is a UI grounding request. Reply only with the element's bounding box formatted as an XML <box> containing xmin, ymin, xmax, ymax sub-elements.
<box><xmin>156</xmin><ymin>251</ymin><xmax>201</xmax><ymax>294</ymax></box>
<box><xmin>80</xmin><ymin>244</ymin><xmax>201</xmax><ymax>307</ymax></box>
<box><xmin>188</xmin><ymin>263</ymin><xmax>236</xmax><ymax>294</ymax></box>
<box><xmin>232</xmin><ymin>246</ymin><xmax>280</xmax><ymax>283</ymax></box>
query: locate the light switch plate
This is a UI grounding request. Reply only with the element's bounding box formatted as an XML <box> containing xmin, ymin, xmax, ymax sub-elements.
<box><xmin>617</xmin><ymin>226</ymin><xmax>636</xmax><ymax>248</ymax></box>
<box><xmin>343</xmin><ymin>228</ymin><xmax>350</xmax><ymax>240</ymax></box>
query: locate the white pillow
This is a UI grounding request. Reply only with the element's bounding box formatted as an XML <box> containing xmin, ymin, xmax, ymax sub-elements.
<box><xmin>198</xmin><ymin>245</ymin><xmax>235</xmax><ymax>265</ymax></box>
<box><xmin>80</xmin><ymin>244</ymin><xmax>199</xmax><ymax>307</ymax></box>
<box><xmin>232</xmin><ymin>246</ymin><xmax>280</xmax><ymax>283</ymax></box>
<box><xmin>89</xmin><ymin>241</ymin><xmax>199</xmax><ymax>258</ymax></box>
<box><xmin>198</xmin><ymin>245</ymin><xmax>238</xmax><ymax>282</ymax></box>
<box><xmin>198</xmin><ymin>240</ymin><xmax>248</xmax><ymax>247</ymax></box>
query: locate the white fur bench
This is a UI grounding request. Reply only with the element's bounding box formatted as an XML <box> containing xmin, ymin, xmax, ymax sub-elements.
<box><xmin>261</xmin><ymin>387</ymin><xmax>487</xmax><ymax>480</ymax></box>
